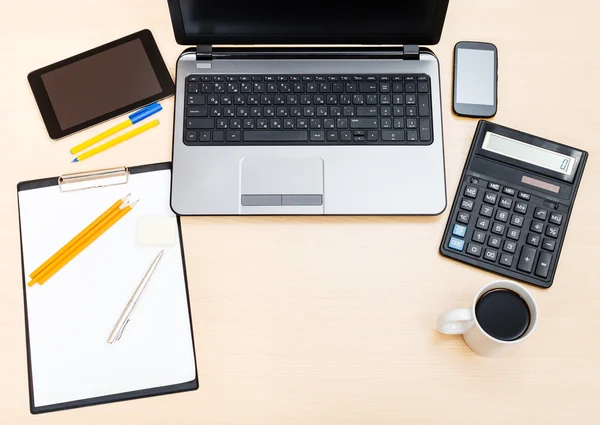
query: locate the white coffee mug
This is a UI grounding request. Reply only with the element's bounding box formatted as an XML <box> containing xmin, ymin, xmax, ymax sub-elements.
<box><xmin>437</xmin><ymin>280</ymin><xmax>538</xmax><ymax>357</ymax></box>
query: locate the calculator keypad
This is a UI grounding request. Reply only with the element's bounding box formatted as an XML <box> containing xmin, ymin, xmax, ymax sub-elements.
<box><xmin>442</xmin><ymin>176</ymin><xmax>570</xmax><ymax>288</ymax></box>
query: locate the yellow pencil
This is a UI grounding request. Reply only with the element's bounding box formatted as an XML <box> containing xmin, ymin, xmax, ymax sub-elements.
<box><xmin>28</xmin><ymin>204</ymin><xmax>124</xmax><ymax>287</ymax></box>
<box><xmin>28</xmin><ymin>194</ymin><xmax>130</xmax><ymax>282</ymax></box>
<box><xmin>32</xmin><ymin>200</ymin><xmax>138</xmax><ymax>286</ymax></box>
<box><xmin>72</xmin><ymin>119</ymin><xmax>159</xmax><ymax>163</ymax></box>
<box><xmin>70</xmin><ymin>121</ymin><xmax>131</xmax><ymax>155</ymax></box>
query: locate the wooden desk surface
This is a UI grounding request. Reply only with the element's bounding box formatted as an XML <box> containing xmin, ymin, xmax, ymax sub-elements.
<box><xmin>2</xmin><ymin>0</ymin><xmax>600</xmax><ymax>423</ymax></box>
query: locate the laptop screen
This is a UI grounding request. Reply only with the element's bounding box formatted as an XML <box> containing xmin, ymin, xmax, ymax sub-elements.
<box><xmin>168</xmin><ymin>0</ymin><xmax>449</xmax><ymax>45</ymax></box>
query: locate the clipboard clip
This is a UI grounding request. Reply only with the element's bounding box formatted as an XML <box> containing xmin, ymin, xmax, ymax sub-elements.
<box><xmin>58</xmin><ymin>167</ymin><xmax>129</xmax><ymax>192</ymax></box>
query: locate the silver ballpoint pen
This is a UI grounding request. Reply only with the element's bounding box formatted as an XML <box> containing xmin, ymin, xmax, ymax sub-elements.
<box><xmin>107</xmin><ymin>250</ymin><xmax>164</xmax><ymax>344</ymax></box>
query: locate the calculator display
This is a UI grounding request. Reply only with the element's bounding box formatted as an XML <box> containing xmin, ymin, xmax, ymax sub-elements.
<box><xmin>482</xmin><ymin>132</ymin><xmax>576</xmax><ymax>176</ymax></box>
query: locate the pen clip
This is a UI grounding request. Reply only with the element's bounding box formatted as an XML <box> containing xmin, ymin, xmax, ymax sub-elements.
<box><xmin>115</xmin><ymin>319</ymin><xmax>130</xmax><ymax>342</ymax></box>
<box><xmin>59</xmin><ymin>167</ymin><xmax>129</xmax><ymax>192</ymax></box>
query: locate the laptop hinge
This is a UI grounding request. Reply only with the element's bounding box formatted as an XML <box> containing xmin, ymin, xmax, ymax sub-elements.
<box><xmin>196</xmin><ymin>45</ymin><xmax>213</xmax><ymax>60</ymax></box>
<box><xmin>403</xmin><ymin>45</ymin><xmax>420</xmax><ymax>60</ymax></box>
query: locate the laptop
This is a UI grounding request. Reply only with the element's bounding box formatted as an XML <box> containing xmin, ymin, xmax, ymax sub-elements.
<box><xmin>167</xmin><ymin>0</ymin><xmax>449</xmax><ymax>215</ymax></box>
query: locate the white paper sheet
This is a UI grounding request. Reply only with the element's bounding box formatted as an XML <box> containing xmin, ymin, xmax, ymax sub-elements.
<box><xmin>19</xmin><ymin>168</ymin><xmax>196</xmax><ymax>408</ymax></box>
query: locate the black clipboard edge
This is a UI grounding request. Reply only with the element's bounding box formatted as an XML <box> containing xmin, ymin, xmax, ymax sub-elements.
<box><xmin>17</xmin><ymin>162</ymin><xmax>199</xmax><ymax>414</ymax></box>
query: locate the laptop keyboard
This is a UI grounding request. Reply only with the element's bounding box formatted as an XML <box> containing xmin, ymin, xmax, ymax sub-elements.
<box><xmin>184</xmin><ymin>74</ymin><xmax>432</xmax><ymax>145</ymax></box>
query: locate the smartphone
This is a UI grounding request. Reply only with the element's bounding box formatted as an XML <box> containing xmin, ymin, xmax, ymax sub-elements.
<box><xmin>453</xmin><ymin>41</ymin><xmax>498</xmax><ymax>118</ymax></box>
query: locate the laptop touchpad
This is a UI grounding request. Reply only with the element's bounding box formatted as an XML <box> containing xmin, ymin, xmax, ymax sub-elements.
<box><xmin>240</xmin><ymin>157</ymin><xmax>324</xmax><ymax>208</ymax></box>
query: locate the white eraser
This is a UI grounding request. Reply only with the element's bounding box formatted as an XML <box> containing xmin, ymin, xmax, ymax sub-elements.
<box><xmin>136</xmin><ymin>215</ymin><xmax>178</xmax><ymax>246</ymax></box>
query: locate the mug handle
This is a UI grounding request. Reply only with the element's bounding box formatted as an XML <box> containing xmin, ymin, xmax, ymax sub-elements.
<box><xmin>437</xmin><ymin>309</ymin><xmax>474</xmax><ymax>335</ymax></box>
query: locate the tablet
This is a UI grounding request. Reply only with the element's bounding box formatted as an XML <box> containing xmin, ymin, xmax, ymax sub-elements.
<box><xmin>28</xmin><ymin>30</ymin><xmax>174</xmax><ymax>140</ymax></box>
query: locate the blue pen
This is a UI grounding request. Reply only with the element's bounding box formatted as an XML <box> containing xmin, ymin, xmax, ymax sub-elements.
<box><xmin>70</xmin><ymin>103</ymin><xmax>162</xmax><ymax>155</ymax></box>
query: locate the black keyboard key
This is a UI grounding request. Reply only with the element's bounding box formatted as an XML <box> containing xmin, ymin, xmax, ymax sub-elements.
<box><xmin>185</xmin><ymin>130</ymin><xmax>197</xmax><ymax>142</ymax></box>
<box><xmin>244</xmin><ymin>130</ymin><xmax>308</xmax><ymax>142</ymax></box>
<box><xmin>326</xmin><ymin>130</ymin><xmax>338</xmax><ymax>141</ymax></box>
<box><xmin>198</xmin><ymin>130</ymin><xmax>211</xmax><ymax>142</ymax></box>
<box><xmin>357</xmin><ymin>107</ymin><xmax>378</xmax><ymax>116</ymax></box>
<box><xmin>187</xmin><ymin>95</ymin><xmax>206</xmax><ymax>105</ymax></box>
<box><xmin>406</xmin><ymin>118</ymin><xmax>417</xmax><ymax>129</ymax></box>
<box><xmin>213</xmin><ymin>76</ymin><xmax>224</xmax><ymax>81</ymax></box>
<box><xmin>350</xmin><ymin>118</ymin><xmax>378</xmax><ymax>129</ymax></box>
<box><xmin>404</xmin><ymin>82</ymin><xmax>416</xmax><ymax>92</ymax></box>
<box><xmin>406</xmin><ymin>107</ymin><xmax>417</xmax><ymax>117</ymax></box>
<box><xmin>213</xmin><ymin>130</ymin><xmax>224</xmax><ymax>142</ymax></box>
<box><xmin>310</xmin><ymin>130</ymin><xmax>325</xmax><ymax>141</ymax></box>
<box><xmin>187</xmin><ymin>83</ymin><xmax>199</xmax><ymax>93</ymax></box>
<box><xmin>340</xmin><ymin>130</ymin><xmax>352</xmax><ymax>141</ymax></box>
<box><xmin>381</xmin><ymin>130</ymin><xmax>405</xmax><ymax>142</ymax></box>
<box><xmin>417</xmin><ymin>82</ymin><xmax>429</xmax><ymax>93</ymax></box>
<box><xmin>186</xmin><ymin>107</ymin><xmax>208</xmax><ymax>117</ymax></box>
<box><xmin>200</xmin><ymin>83</ymin><xmax>212</xmax><ymax>93</ymax></box>
<box><xmin>226</xmin><ymin>76</ymin><xmax>238</xmax><ymax>81</ymax></box>
<box><xmin>419</xmin><ymin>119</ymin><xmax>431</xmax><ymax>141</ymax></box>
<box><xmin>359</xmin><ymin>83</ymin><xmax>377</xmax><ymax>93</ymax></box>
<box><xmin>392</xmin><ymin>82</ymin><xmax>403</xmax><ymax>92</ymax></box>
<box><xmin>517</xmin><ymin>246</ymin><xmax>536</xmax><ymax>273</ymax></box>
<box><xmin>187</xmin><ymin>75</ymin><xmax>200</xmax><ymax>82</ymax></box>
<box><xmin>187</xmin><ymin>118</ymin><xmax>214</xmax><ymax>129</ymax></box>
<box><xmin>367</xmin><ymin>130</ymin><xmax>378</xmax><ymax>141</ymax></box>
<box><xmin>225</xmin><ymin>130</ymin><xmax>241</xmax><ymax>142</ymax></box>
<box><xmin>418</xmin><ymin>95</ymin><xmax>430</xmax><ymax>116</ymax></box>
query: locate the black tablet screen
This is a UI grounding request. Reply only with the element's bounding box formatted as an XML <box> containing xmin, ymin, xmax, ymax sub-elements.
<box><xmin>40</xmin><ymin>39</ymin><xmax>162</xmax><ymax>130</ymax></box>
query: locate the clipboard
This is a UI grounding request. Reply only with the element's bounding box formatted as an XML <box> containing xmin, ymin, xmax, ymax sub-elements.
<box><xmin>17</xmin><ymin>162</ymin><xmax>198</xmax><ymax>413</ymax></box>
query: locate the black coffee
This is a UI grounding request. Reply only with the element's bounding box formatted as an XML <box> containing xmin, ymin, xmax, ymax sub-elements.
<box><xmin>475</xmin><ymin>289</ymin><xmax>531</xmax><ymax>341</ymax></box>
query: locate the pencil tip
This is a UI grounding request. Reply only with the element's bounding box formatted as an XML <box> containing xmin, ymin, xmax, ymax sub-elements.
<box><xmin>72</xmin><ymin>158</ymin><xmax>78</xmax><ymax>163</ymax></box>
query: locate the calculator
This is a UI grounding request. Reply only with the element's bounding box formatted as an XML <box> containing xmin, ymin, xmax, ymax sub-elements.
<box><xmin>440</xmin><ymin>121</ymin><xmax>588</xmax><ymax>288</ymax></box>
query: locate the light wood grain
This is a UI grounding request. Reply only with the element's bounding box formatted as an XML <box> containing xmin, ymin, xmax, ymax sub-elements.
<box><xmin>1</xmin><ymin>0</ymin><xmax>600</xmax><ymax>423</ymax></box>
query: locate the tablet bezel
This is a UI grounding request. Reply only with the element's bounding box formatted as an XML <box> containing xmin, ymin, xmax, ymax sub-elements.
<box><xmin>27</xmin><ymin>30</ymin><xmax>174</xmax><ymax>140</ymax></box>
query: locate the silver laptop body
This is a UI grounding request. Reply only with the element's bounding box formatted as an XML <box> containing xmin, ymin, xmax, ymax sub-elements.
<box><xmin>167</xmin><ymin>1</ymin><xmax>450</xmax><ymax>216</ymax></box>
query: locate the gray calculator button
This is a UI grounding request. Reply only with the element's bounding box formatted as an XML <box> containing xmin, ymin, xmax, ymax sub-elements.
<box><xmin>503</xmin><ymin>187</ymin><xmax>516</xmax><ymax>196</ymax></box>
<box><xmin>514</xmin><ymin>201</ymin><xmax>528</xmax><ymax>214</ymax></box>
<box><xmin>483</xmin><ymin>248</ymin><xmax>498</xmax><ymax>262</ymax></box>
<box><xmin>499</xmin><ymin>197</ymin><xmax>513</xmax><ymax>209</ymax></box>
<box><xmin>534</xmin><ymin>208</ymin><xmax>548</xmax><ymax>220</ymax></box>
<box><xmin>535</xmin><ymin>252</ymin><xmax>552</xmax><ymax>278</ymax></box>
<box><xmin>488</xmin><ymin>236</ymin><xmax>501</xmax><ymax>248</ymax></box>
<box><xmin>549</xmin><ymin>212</ymin><xmax>563</xmax><ymax>225</ymax></box>
<box><xmin>487</xmin><ymin>182</ymin><xmax>500</xmax><ymax>191</ymax></box>
<box><xmin>518</xmin><ymin>192</ymin><xmax>531</xmax><ymax>200</ymax></box>
<box><xmin>466</xmin><ymin>243</ymin><xmax>483</xmax><ymax>257</ymax></box>
<box><xmin>503</xmin><ymin>240</ymin><xmax>517</xmax><ymax>253</ymax></box>
<box><xmin>546</xmin><ymin>225</ymin><xmax>559</xmax><ymax>238</ymax></box>
<box><xmin>530</xmin><ymin>220</ymin><xmax>544</xmax><ymax>234</ymax></box>
<box><xmin>484</xmin><ymin>192</ymin><xmax>498</xmax><ymax>204</ymax></box>
<box><xmin>542</xmin><ymin>238</ymin><xmax>556</xmax><ymax>252</ymax></box>
<box><xmin>517</xmin><ymin>246</ymin><xmax>536</xmax><ymax>273</ymax></box>
<box><xmin>480</xmin><ymin>205</ymin><xmax>494</xmax><ymax>218</ymax></box>
<box><xmin>495</xmin><ymin>210</ymin><xmax>509</xmax><ymax>223</ymax></box>
<box><xmin>476</xmin><ymin>217</ymin><xmax>490</xmax><ymax>231</ymax></box>
<box><xmin>499</xmin><ymin>253</ymin><xmax>514</xmax><ymax>267</ymax></box>
<box><xmin>472</xmin><ymin>230</ymin><xmax>486</xmax><ymax>243</ymax></box>
<box><xmin>491</xmin><ymin>222</ymin><xmax>505</xmax><ymax>235</ymax></box>
<box><xmin>460</xmin><ymin>198</ymin><xmax>474</xmax><ymax>211</ymax></box>
<box><xmin>457</xmin><ymin>211</ymin><xmax>470</xmax><ymax>224</ymax></box>
<box><xmin>527</xmin><ymin>233</ymin><xmax>541</xmax><ymax>247</ymax></box>
<box><xmin>464</xmin><ymin>186</ymin><xmax>478</xmax><ymax>198</ymax></box>
<box><xmin>507</xmin><ymin>227</ymin><xmax>521</xmax><ymax>240</ymax></box>
<box><xmin>510</xmin><ymin>214</ymin><xmax>524</xmax><ymax>228</ymax></box>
